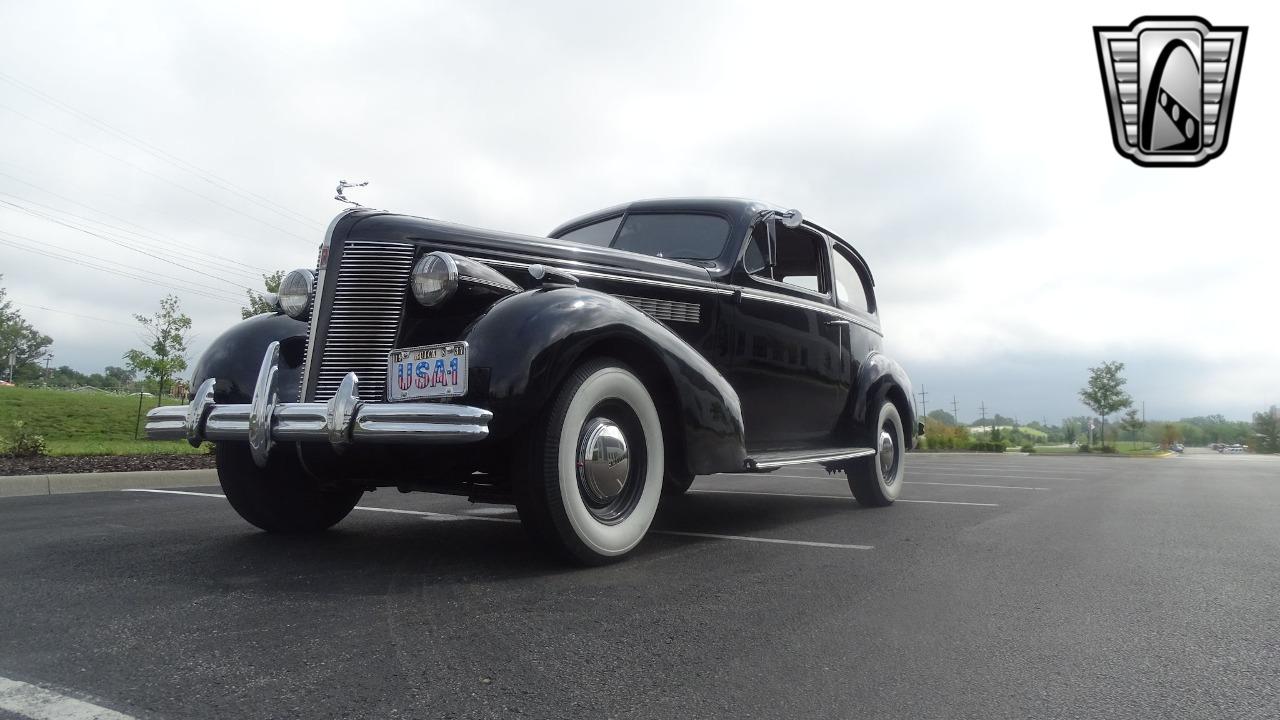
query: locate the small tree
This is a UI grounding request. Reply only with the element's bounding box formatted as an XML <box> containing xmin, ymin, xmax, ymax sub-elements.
<box><xmin>1253</xmin><ymin>406</ymin><xmax>1279</xmax><ymax>454</ymax></box>
<box><xmin>1079</xmin><ymin>361</ymin><xmax>1133</xmax><ymax>450</ymax></box>
<box><xmin>0</xmin><ymin>276</ymin><xmax>53</xmax><ymax>382</ymax></box>
<box><xmin>1120</xmin><ymin>408</ymin><xmax>1146</xmax><ymax>448</ymax></box>
<box><xmin>240</xmin><ymin>270</ymin><xmax>285</xmax><ymax>319</ymax></box>
<box><xmin>927</xmin><ymin>409</ymin><xmax>958</xmax><ymax>426</ymax></box>
<box><xmin>125</xmin><ymin>295</ymin><xmax>192</xmax><ymax>406</ymax></box>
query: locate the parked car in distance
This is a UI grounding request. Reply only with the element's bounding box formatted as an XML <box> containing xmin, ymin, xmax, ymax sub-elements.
<box><xmin>147</xmin><ymin>198</ymin><xmax>917</xmax><ymax>563</ymax></box>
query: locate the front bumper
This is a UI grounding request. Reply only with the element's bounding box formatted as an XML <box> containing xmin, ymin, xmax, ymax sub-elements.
<box><xmin>145</xmin><ymin>341</ymin><xmax>492</xmax><ymax>467</ymax></box>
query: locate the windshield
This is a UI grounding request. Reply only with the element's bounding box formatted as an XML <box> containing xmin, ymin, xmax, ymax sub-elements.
<box><xmin>558</xmin><ymin>212</ymin><xmax>731</xmax><ymax>261</ymax></box>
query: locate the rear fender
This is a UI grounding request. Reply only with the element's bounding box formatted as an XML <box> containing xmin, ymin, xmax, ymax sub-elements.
<box><xmin>850</xmin><ymin>352</ymin><xmax>917</xmax><ymax>448</ymax></box>
<box><xmin>463</xmin><ymin>287</ymin><xmax>747</xmax><ymax>474</ymax></box>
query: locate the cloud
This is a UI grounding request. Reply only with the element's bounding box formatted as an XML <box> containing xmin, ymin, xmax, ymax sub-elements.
<box><xmin>0</xmin><ymin>0</ymin><xmax>1275</xmax><ymax>420</ymax></box>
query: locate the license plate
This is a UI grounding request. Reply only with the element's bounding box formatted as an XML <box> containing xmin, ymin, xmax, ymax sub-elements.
<box><xmin>387</xmin><ymin>342</ymin><xmax>468</xmax><ymax>401</ymax></box>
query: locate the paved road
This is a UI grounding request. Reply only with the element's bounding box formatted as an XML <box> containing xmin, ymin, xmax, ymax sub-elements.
<box><xmin>0</xmin><ymin>452</ymin><xmax>1277</xmax><ymax>719</ymax></box>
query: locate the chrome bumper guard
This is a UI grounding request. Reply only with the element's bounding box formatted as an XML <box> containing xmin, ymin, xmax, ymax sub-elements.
<box><xmin>144</xmin><ymin>341</ymin><xmax>492</xmax><ymax>467</ymax></box>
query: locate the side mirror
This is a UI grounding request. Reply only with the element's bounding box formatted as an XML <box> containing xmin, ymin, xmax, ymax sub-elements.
<box><xmin>777</xmin><ymin>209</ymin><xmax>803</xmax><ymax>229</ymax></box>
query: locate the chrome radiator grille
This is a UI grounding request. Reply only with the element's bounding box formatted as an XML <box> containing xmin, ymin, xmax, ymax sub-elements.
<box><xmin>309</xmin><ymin>240</ymin><xmax>418</xmax><ymax>402</ymax></box>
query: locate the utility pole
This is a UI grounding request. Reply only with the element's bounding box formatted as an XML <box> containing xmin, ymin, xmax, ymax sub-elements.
<box><xmin>917</xmin><ymin>384</ymin><xmax>929</xmax><ymax>419</ymax></box>
<box><xmin>6</xmin><ymin>350</ymin><xmax>13</xmax><ymax>383</ymax></box>
<box><xmin>951</xmin><ymin>395</ymin><xmax>960</xmax><ymax>423</ymax></box>
<box><xmin>979</xmin><ymin>401</ymin><xmax>988</xmax><ymax>434</ymax></box>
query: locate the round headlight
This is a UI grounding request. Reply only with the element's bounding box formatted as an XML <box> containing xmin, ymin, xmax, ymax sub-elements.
<box><xmin>411</xmin><ymin>252</ymin><xmax>459</xmax><ymax>307</ymax></box>
<box><xmin>278</xmin><ymin>268</ymin><xmax>315</xmax><ymax>319</ymax></box>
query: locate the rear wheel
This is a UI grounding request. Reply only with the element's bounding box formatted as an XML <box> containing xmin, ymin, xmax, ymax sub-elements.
<box><xmin>514</xmin><ymin>358</ymin><xmax>665</xmax><ymax>565</ymax></box>
<box><xmin>848</xmin><ymin>400</ymin><xmax>905</xmax><ymax>506</ymax></box>
<box><xmin>216</xmin><ymin>442</ymin><xmax>363</xmax><ymax>533</ymax></box>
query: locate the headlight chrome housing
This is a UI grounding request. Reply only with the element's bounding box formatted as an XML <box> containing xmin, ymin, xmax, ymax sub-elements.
<box><xmin>411</xmin><ymin>252</ymin><xmax>459</xmax><ymax>307</ymax></box>
<box><xmin>278</xmin><ymin>268</ymin><xmax>315</xmax><ymax>319</ymax></box>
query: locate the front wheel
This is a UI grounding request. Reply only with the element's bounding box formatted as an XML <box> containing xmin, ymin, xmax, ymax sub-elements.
<box><xmin>515</xmin><ymin>358</ymin><xmax>665</xmax><ymax>565</ymax></box>
<box><xmin>848</xmin><ymin>400</ymin><xmax>905</xmax><ymax>506</ymax></box>
<box><xmin>216</xmin><ymin>442</ymin><xmax>363</xmax><ymax>533</ymax></box>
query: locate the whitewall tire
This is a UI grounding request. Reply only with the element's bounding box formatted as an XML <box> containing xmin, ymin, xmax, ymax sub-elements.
<box><xmin>516</xmin><ymin>358</ymin><xmax>665</xmax><ymax>564</ymax></box>
<box><xmin>848</xmin><ymin>400</ymin><xmax>905</xmax><ymax>506</ymax></box>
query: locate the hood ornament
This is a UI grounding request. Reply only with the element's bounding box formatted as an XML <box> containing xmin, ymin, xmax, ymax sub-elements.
<box><xmin>334</xmin><ymin>180</ymin><xmax>369</xmax><ymax>205</ymax></box>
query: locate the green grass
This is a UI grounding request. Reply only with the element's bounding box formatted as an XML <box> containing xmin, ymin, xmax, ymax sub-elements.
<box><xmin>43</xmin><ymin>439</ymin><xmax>210</xmax><ymax>457</ymax></box>
<box><xmin>0</xmin><ymin>386</ymin><xmax>207</xmax><ymax>456</ymax></box>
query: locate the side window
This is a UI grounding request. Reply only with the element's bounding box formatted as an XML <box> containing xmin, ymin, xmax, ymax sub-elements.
<box><xmin>772</xmin><ymin>225</ymin><xmax>827</xmax><ymax>293</ymax></box>
<box><xmin>557</xmin><ymin>216</ymin><xmax>622</xmax><ymax>247</ymax></box>
<box><xmin>831</xmin><ymin>246</ymin><xmax>874</xmax><ymax>314</ymax></box>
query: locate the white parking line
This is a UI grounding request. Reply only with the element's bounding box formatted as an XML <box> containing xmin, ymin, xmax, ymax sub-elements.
<box><xmin>0</xmin><ymin>675</ymin><xmax>134</xmax><ymax>720</ymax></box>
<box><xmin>657</xmin><ymin>530</ymin><xmax>872</xmax><ymax>550</ymax></box>
<box><xmin>122</xmin><ymin>488</ymin><xmax>223</xmax><ymax>499</ymax></box>
<box><xmin>908</xmin><ymin>465</ymin><xmax>1102</xmax><ymax>477</ymax></box>
<box><xmin>122</xmin><ymin>489</ymin><xmax>872</xmax><ymax>550</ymax></box>
<box><xmin>690</xmin><ymin>488</ymin><xmax>999</xmax><ymax>507</ymax></box>
<box><xmin>905</xmin><ymin>481</ymin><xmax>1048</xmax><ymax>491</ymax></box>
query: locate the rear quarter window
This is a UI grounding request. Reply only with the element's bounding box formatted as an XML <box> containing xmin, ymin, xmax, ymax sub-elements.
<box><xmin>557</xmin><ymin>216</ymin><xmax>622</xmax><ymax>247</ymax></box>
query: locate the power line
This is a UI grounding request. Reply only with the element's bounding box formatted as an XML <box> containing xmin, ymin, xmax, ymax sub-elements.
<box><xmin>0</xmin><ymin>234</ymin><xmax>242</xmax><ymax>304</ymax></box>
<box><xmin>0</xmin><ymin>100</ymin><xmax>315</xmax><ymax>246</ymax></box>
<box><xmin>11</xmin><ymin>300</ymin><xmax>136</xmax><ymax>329</ymax></box>
<box><xmin>0</xmin><ymin>70</ymin><xmax>324</xmax><ymax>231</ymax></box>
<box><xmin>0</xmin><ymin>167</ymin><xmax>273</xmax><ymax>275</ymax></box>
<box><xmin>0</xmin><ymin>188</ymin><xmax>264</xmax><ymax>282</ymax></box>
<box><xmin>0</xmin><ymin>228</ymin><xmax>244</xmax><ymax>300</ymax></box>
<box><xmin>0</xmin><ymin>198</ymin><xmax>263</xmax><ymax>295</ymax></box>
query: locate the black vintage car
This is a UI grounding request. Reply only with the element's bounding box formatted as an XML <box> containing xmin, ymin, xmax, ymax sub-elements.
<box><xmin>147</xmin><ymin>198</ymin><xmax>917</xmax><ymax>564</ymax></box>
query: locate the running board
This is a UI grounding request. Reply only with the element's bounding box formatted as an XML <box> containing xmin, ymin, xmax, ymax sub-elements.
<box><xmin>744</xmin><ymin>447</ymin><xmax>875</xmax><ymax>471</ymax></box>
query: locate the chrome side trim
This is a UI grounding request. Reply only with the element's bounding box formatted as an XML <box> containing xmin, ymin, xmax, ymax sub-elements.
<box><xmin>746</xmin><ymin>448</ymin><xmax>876</xmax><ymax>470</ymax></box>
<box><xmin>476</xmin><ymin>258</ymin><xmax>734</xmax><ymax>296</ymax></box>
<box><xmin>475</xmin><ymin>257</ymin><xmax>880</xmax><ymax>334</ymax></box>
<box><xmin>738</xmin><ymin>290</ymin><xmax>883</xmax><ymax>336</ymax></box>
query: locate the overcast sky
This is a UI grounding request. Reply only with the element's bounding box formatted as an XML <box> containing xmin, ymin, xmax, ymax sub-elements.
<box><xmin>0</xmin><ymin>1</ymin><xmax>1275</xmax><ymax>423</ymax></box>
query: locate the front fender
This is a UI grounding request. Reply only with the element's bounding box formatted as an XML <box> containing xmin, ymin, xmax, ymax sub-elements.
<box><xmin>851</xmin><ymin>352</ymin><xmax>917</xmax><ymax>448</ymax></box>
<box><xmin>463</xmin><ymin>287</ymin><xmax>747</xmax><ymax>474</ymax></box>
<box><xmin>190</xmin><ymin>314</ymin><xmax>309</xmax><ymax>404</ymax></box>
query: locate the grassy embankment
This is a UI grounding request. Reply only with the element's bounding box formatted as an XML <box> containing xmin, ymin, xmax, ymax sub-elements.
<box><xmin>1033</xmin><ymin>440</ymin><xmax>1169</xmax><ymax>457</ymax></box>
<box><xmin>0</xmin><ymin>386</ymin><xmax>208</xmax><ymax>456</ymax></box>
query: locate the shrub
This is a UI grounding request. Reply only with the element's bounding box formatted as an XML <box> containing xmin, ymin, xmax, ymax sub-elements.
<box><xmin>0</xmin><ymin>420</ymin><xmax>48</xmax><ymax>458</ymax></box>
<box><xmin>1077</xmin><ymin>443</ymin><xmax>1092</xmax><ymax>453</ymax></box>
<box><xmin>1020</xmin><ymin>444</ymin><xmax>1036</xmax><ymax>453</ymax></box>
<box><xmin>969</xmin><ymin>440</ymin><xmax>1007</xmax><ymax>453</ymax></box>
<box><xmin>1100</xmin><ymin>445</ymin><xmax>1118</xmax><ymax>454</ymax></box>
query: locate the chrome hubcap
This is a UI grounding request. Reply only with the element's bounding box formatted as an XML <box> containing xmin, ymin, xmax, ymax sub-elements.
<box><xmin>577</xmin><ymin>418</ymin><xmax>631</xmax><ymax>504</ymax></box>
<box><xmin>879</xmin><ymin>429</ymin><xmax>897</xmax><ymax>483</ymax></box>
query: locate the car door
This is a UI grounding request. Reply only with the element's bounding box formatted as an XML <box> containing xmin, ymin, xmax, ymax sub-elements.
<box><xmin>827</xmin><ymin>239</ymin><xmax>882</xmax><ymax>432</ymax></box>
<box><xmin>727</xmin><ymin>219</ymin><xmax>851</xmax><ymax>450</ymax></box>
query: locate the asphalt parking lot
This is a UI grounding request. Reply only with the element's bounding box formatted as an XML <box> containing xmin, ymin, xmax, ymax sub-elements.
<box><xmin>1</xmin><ymin>451</ymin><xmax>1278</xmax><ymax>719</ymax></box>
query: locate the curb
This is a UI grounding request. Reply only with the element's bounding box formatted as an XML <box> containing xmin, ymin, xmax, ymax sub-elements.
<box><xmin>0</xmin><ymin>468</ymin><xmax>217</xmax><ymax>498</ymax></box>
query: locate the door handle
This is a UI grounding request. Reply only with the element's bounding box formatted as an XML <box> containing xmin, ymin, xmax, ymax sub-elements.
<box><xmin>825</xmin><ymin>319</ymin><xmax>850</xmax><ymax>326</ymax></box>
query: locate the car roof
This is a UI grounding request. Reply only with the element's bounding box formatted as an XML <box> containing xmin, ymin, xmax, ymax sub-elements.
<box><xmin>548</xmin><ymin>197</ymin><xmax>782</xmax><ymax>238</ymax></box>
<box><xmin>547</xmin><ymin>197</ymin><xmax>874</xmax><ymax>284</ymax></box>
